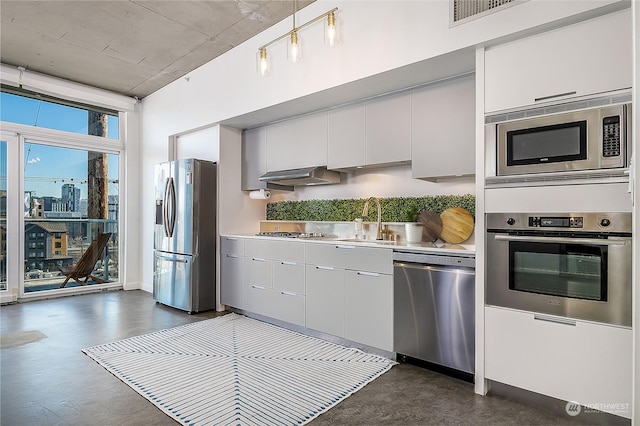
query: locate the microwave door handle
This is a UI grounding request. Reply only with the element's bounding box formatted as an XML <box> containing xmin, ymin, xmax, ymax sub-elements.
<box><xmin>493</xmin><ymin>234</ymin><xmax>627</xmax><ymax>246</ymax></box>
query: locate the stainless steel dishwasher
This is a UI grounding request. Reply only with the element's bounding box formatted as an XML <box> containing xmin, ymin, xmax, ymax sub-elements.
<box><xmin>393</xmin><ymin>250</ymin><xmax>475</xmax><ymax>378</ymax></box>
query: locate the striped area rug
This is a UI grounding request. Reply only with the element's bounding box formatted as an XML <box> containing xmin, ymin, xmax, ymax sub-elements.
<box><xmin>83</xmin><ymin>313</ymin><xmax>396</xmax><ymax>425</ymax></box>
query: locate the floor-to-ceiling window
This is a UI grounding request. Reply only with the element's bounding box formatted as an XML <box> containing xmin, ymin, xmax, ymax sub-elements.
<box><xmin>1</xmin><ymin>87</ymin><xmax>125</xmax><ymax>298</ymax></box>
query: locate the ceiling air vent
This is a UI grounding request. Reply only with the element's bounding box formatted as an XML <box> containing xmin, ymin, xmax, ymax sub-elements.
<box><xmin>451</xmin><ymin>0</ymin><xmax>523</xmax><ymax>25</ymax></box>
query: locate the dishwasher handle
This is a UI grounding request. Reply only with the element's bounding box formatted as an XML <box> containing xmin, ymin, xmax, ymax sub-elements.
<box><xmin>393</xmin><ymin>251</ymin><xmax>475</xmax><ymax>268</ymax></box>
<box><xmin>394</xmin><ymin>261</ymin><xmax>475</xmax><ymax>275</ymax></box>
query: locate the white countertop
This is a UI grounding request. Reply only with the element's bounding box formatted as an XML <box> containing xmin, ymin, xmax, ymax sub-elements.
<box><xmin>221</xmin><ymin>233</ymin><xmax>475</xmax><ymax>257</ymax></box>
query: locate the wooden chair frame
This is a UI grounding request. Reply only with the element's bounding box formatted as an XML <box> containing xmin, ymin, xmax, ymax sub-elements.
<box><xmin>58</xmin><ymin>233</ymin><xmax>112</xmax><ymax>288</ymax></box>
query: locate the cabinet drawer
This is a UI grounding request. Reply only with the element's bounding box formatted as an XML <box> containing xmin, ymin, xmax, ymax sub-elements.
<box><xmin>273</xmin><ymin>261</ymin><xmax>305</xmax><ymax>294</ymax></box>
<box><xmin>245</xmin><ymin>257</ymin><xmax>272</xmax><ymax>288</ymax></box>
<box><xmin>306</xmin><ymin>243</ymin><xmax>393</xmax><ymax>274</ymax></box>
<box><xmin>245</xmin><ymin>239</ymin><xmax>305</xmax><ymax>263</ymax></box>
<box><xmin>245</xmin><ymin>284</ymin><xmax>276</xmax><ymax>318</ymax></box>
<box><xmin>485</xmin><ymin>307</ymin><xmax>631</xmax><ymax>418</ymax></box>
<box><xmin>272</xmin><ymin>291</ymin><xmax>305</xmax><ymax>327</ymax></box>
<box><xmin>220</xmin><ymin>236</ymin><xmax>244</xmax><ymax>256</ymax></box>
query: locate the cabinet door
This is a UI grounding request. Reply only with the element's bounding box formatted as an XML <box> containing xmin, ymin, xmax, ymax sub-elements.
<box><xmin>327</xmin><ymin>102</ymin><xmax>365</xmax><ymax>170</ymax></box>
<box><xmin>345</xmin><ymin>270</ymin><xmax>393</xmax><ymax>351</ymax></box>
<box><xmin>485</xmin><ymin>307</ymin><xmax>632</xmax><ymax>418</ymax></box>
<box><xmin>365</xmin><ymin>91</ymin><xmax>411</xmax><ymax>166</ymax></box>
<box><xmin>485</xmin><ymin>10</ymin><xmax>632</xmax><ymax>113</ymax></box>
<box><xmin>220</xmin><ymin>254</ymin><xmax>244</xmax><ymax>309</ymax></box>
<box><xmin>266</xmin><ymin>111</ymin><xmax>328</xmax><ymax>171</ymax></box>
<box><xmin>411</xmin><ymin>75</ymin><xmax>475</xmax><ymax>180</ymax></box>
<box><xmin>305</xmin><ymin>265</ymin><xmax>345</xmax><ymax>338</ymax></box>
<box><xmin>241</xmin><ymin>127</ymin><xmax>267</xmax><ymax>191</ymax></box>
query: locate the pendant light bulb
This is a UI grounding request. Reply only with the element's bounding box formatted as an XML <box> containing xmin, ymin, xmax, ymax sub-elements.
<box><xmin>256</xmin><ymin>48</ymin><xmax>270</xmax><ymax>76</ymax></box>
<box><xmin>288</xmin><ymin>31</ymin><xmax>302</xmax><ymax>63</ymax></box>
<box><xmin>325</xmin><ymin>11</ymin><xmax>338</xmax><ymax>46</ymax></box>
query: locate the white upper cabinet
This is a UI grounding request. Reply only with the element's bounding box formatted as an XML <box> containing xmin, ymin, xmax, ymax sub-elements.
<box><xmin>327</xmin><ymin>102</ymin><xmax>366</xmax><ymax>170</ymax></box>
<box><xmin>327</xmin><ymin>92</ymin><xmax>411</xmax><ymax>170</ymax></box>
<box><xmin>411</xmin><ymin>75</ymin><xmax>475</xmax><ymax>180</ymax></box>
<box><xmin>266</xmin><ymin>110</ymin><xmax>328</xmax><ymax>172</ymax></box>
<box><xmin>484</xmin><ymin>9</ymin><xmax>632</xmax><ymax>113</ymax></box>
<box><xmin>241</xmin><ymin>127</ymin><xmax>267</xmax><ymax>191</ymax></box>
<box><xmin>365</xmin><ymin>91</ymin><xmax>411</xmax><ymax>166</ymax></box>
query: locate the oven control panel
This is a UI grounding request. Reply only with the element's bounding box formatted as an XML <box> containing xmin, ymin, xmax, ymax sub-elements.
<box><xmin>487</xmin><ymin>212</ymin><xmax>631</xmax><ymax>234</ymax></box>
<box><xmin>528</xmin><ymin>216</ymin><xmax>583</xmax><ymax>228</ymax></box>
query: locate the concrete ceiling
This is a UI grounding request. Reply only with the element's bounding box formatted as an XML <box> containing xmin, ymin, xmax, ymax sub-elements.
<box><xmin>0</xmin><ymin>0</ymin><xmax>314</xmax><ymax>99</ymax></box>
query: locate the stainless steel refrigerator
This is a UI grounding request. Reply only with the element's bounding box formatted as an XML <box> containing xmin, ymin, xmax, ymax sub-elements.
<box><xmin>153</xmin><ymin>158</ymin><xmax>217</xmax><ymax>313</ymax></box>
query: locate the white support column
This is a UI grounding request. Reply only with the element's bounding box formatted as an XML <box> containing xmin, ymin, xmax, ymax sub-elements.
<box><xmin>474</xmin><ymin>46</ymin><xmax>487</xmax><ymax>396</ymax></box>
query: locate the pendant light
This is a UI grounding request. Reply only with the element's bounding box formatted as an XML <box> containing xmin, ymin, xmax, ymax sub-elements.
<box><xmin>288</xmin><ymin>30</ymin><xmax>302</xmax><ymax>63</ymax></box>
<box><xmin>325</xmin><ymin>11</ymin><xmax>338</xmax><ymax>47</ymax></box>
<box><xmin>256</xmin><ymin>1</ymin><xmax>340</xmax><ymax>76</ymax></box>
<box><xmin>257</xmin><ymin>47</ymin><xmax>270</xmax><ymax>76</ymax></box>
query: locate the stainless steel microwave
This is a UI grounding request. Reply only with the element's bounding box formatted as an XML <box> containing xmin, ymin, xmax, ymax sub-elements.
<box><xmin>496</xmin><ymin>103</ymin><xmax>631</xmax><ymax>176</ymax></box>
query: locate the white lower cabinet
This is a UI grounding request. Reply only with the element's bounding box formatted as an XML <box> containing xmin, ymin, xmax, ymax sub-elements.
<box><xmin>242</xmin><ymin>239</ymin><xmax>306</xmax><ymax>327</ymax></box>
<box><xmin>306</xmin><ymin>243</ymin><xmax>393</xmax><ymax>351</ymax></box>
<box><xmin>485</xmin><ymin>306</ymin><xmax>632</xmax><ymax>419</ymax></box>
<box><xmin>220</xmin><ymin>254</ymin><xmax>245</xmax><ymax>309</ymax></box>
<box><xmin>223</xmin><ymin>238</ymin><xmax>394</xmax><ymax>352</ymax></box>
<box><xmin>345</xmin><ymin>270</ymin><xmax>393</xmax><ymax>352</ymax></box>
<box><xmin>220</xmin><ymin>236</ymin><xmax>245</xmax><ymax>309</ymax></box>
<box><xmin>306</xmin><ymin>265</ymin><xmax>345</xmax><ymax>337</ymax></box>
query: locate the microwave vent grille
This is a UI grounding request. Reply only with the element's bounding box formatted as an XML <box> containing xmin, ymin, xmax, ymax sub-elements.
<box><xmin>485</xmin><ymin>92</ymin><xmax>632</xmax><ymax>124</ymax></box>
<box><xmin>451</xmin><ymin>0</ymin><xmax>522</xmax><ymax>25</ymax></box>
<box><xmin>485</xmin><ymin>169</ymin><xmax>629</xmax><ymax>188</ymax></box>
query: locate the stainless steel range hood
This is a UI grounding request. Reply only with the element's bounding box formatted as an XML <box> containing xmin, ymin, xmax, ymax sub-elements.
<box><xmin>259</xmin><ymin>166</ymin><xmax>340</xmax><ymax>186</ymax></box>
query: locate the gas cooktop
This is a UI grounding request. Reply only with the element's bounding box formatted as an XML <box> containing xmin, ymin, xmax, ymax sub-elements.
<box><xmin>256</xmin><ymin>232</ymin><xmax>325</xmax><ymax>239</ymax></box>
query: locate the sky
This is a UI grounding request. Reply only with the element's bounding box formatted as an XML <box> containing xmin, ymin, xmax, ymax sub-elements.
<box><xmin>1</xmin><ymin>92</ymin><xmax>119</xmax><ymax>198</ymax></box>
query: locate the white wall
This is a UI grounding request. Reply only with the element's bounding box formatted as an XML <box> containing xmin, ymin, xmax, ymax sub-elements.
<box><xmin>174</xmin><ymin>126</ymin><xmax>220</xmax><ymax>162</ymax></box>
<box><xmin>141</xmin><ymin>0</ymin><xmax>623</xmax><ymax>136</ymax></box>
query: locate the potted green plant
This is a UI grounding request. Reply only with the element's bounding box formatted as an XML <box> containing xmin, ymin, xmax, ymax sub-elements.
<box><xmin>404</xmin><ymin>206</ymin><xmax>422</xmax><ymax>244</ymax></box>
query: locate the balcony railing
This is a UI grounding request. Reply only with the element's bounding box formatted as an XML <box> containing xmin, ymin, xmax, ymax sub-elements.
<box><xmin>21</xmin><ymin>218</ymin><xmax>118</xmax><ymax>293</ymax></box>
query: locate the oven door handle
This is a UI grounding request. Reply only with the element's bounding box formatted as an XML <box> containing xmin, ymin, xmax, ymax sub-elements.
<box><xmin>494</xmin><ymin>234</ymin><xmax>627</xmax><ymax>246</ymax></box>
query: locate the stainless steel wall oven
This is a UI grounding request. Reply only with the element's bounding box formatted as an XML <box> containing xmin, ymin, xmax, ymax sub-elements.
<box><xmin>486</xmin><ymin>212</ymin><xmax>631</xmax><ymax>327</ymax></box>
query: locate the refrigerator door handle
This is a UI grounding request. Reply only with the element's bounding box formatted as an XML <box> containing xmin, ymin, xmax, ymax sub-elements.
<box><xmin>165</xmin><ymin>177</ymin><xmax>177</xmax><ymax>238</ymax></box>
<box><xmin>163</xmin><ymin>178</ymin><xmax>170</xmax><ymax>237</ymax></box>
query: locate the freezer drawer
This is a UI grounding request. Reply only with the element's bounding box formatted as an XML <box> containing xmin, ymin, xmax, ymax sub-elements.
<box><xmin>394</xmin><ymin>260</ymin><xmax>475</xmax><ymax>374</ymax></box>
<box><xmin>153</xmin><ymin>251</ymin><xmax>195</xmax><ymax>312</ymax></box>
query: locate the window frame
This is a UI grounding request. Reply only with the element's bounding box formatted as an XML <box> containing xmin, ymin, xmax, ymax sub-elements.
<box><xmin>2</xmin><ymin>118</ymin><xmax>126</xmax><ymax>299</ymax></box>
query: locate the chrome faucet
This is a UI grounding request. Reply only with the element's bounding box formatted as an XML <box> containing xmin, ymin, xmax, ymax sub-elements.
<box><xmin>362</xmin><ymin>197</ymin><xmax>383</xmax><ymax>240</ymax></box>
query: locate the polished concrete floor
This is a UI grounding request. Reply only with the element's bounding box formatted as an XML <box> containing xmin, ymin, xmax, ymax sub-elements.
<box><xmin>0</xmin><ymin>290</ymin><xmax>610</xmax><ymax>425</ymax></box>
